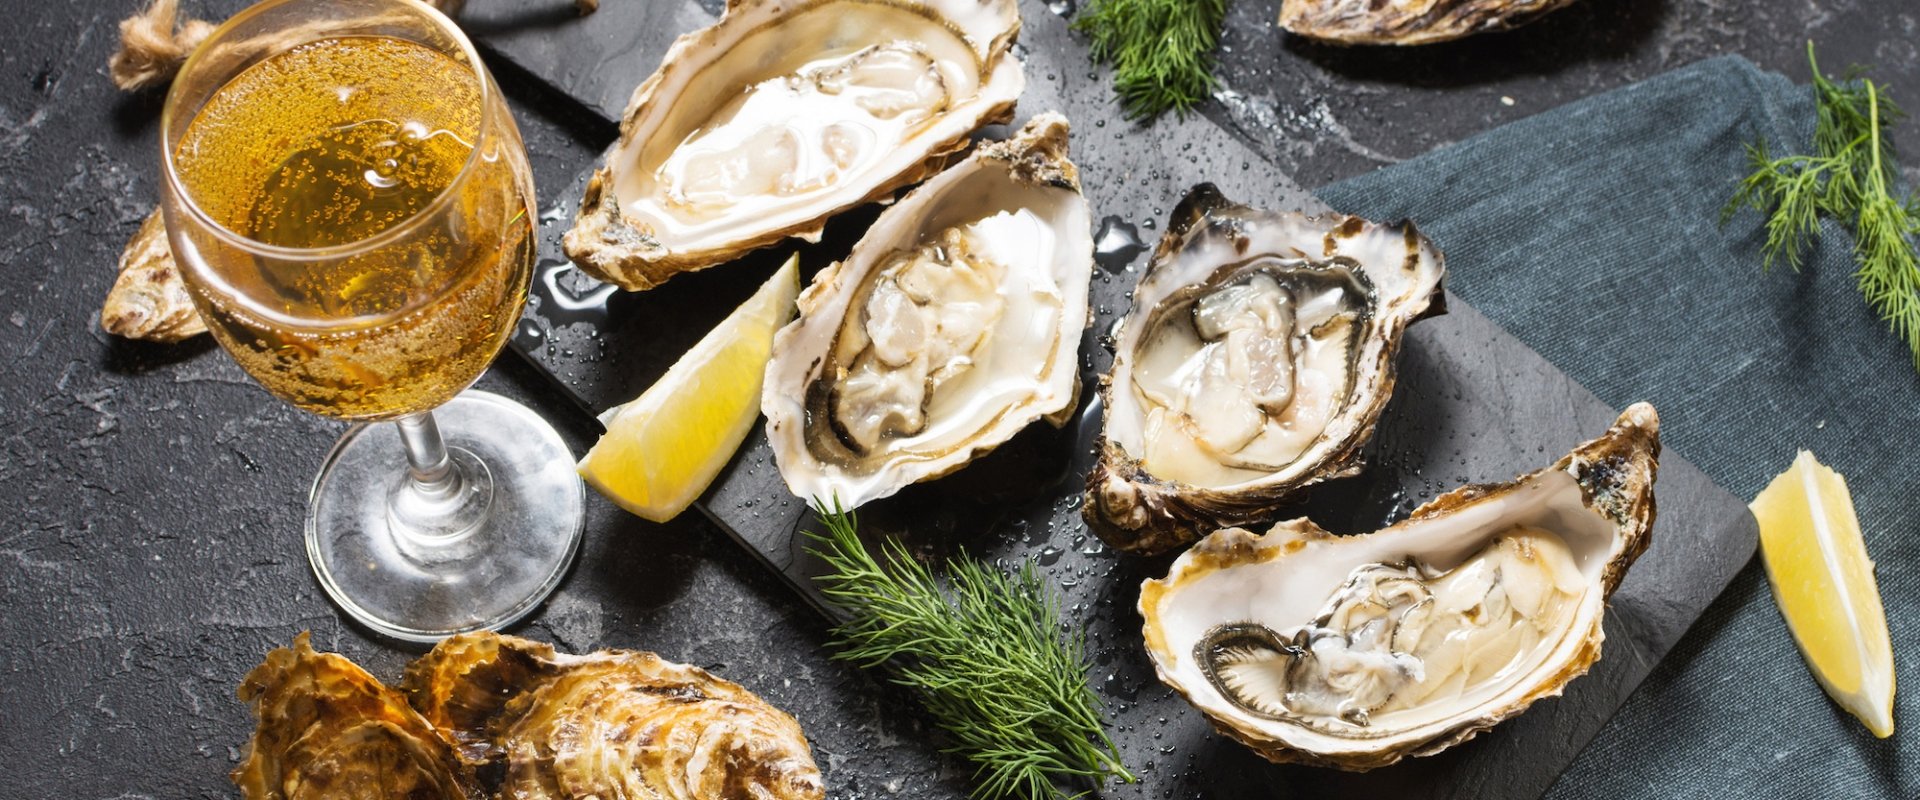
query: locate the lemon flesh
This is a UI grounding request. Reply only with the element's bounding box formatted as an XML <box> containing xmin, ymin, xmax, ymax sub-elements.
<box><xmin>578</xmin><ymin>256</ymin><xmax>799</xmax><ymax>522</ymax></box>
<box><xmin>1751</xmin><ymin>450</ymin><xmax>1896</xmax><ymax>737</ymax></box>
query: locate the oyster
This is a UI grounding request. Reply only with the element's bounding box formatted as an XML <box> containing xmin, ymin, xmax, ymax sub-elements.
<box><xmin>762</xmin><ymin>113</ymin><xmax>1093</xmax><ymax>509</ymax></box>
<box><xmin>404</xmin><ymin>631</ymin><xmax>825</xmax><ymax>800</ymax></box>
<box><xmin>564</xmin><ymin>0</ymin><xmax>1025</xmax><ymax>290</ymax></box>
<box><xmin>1278</xmin><ymin>0</ymin><xmax>1581</xmax><ymax>45</ymax></box>
<box><xmin>1084</xmin><ymin>186</ymin><xmax>1445</xmax><ymax>555</ymax></box>
<box><xmin>1140</xmin><ymin>404</ymin><xmax>1660</xmax><ymax>770</ymax></box>
<box><xmin>233</xmin><ymin>633</ymin><xmax>477</xmax><ymax>800</ymax></box>
<box><xmin>101</xmin><ymin>208</ymin><xmax>207</xmax><ymax>342</ymax></box>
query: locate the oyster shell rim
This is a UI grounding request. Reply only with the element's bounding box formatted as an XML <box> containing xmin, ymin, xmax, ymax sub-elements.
<box><xmin>759</xmin><ymin>111</ymin><xmax>1093</xmax><ymax>510</ymax></box>
<box><xmin>1138</xmin><ymin>402</ymin><xmax>1661</xmax><ymax>771</ymax></box>
<box><xmin>562</xmin><ymin>0</ymin><xmax>1026</xmax><ymax>291</ymax></box>
<box><xmin>1083</xmin><ymin>184</ymin><xmax>1448</xmax><ymax>556</ymax></box>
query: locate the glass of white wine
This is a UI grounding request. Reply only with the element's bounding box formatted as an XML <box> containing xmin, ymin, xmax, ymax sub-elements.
<box><xmin>159</xmin><ymin>0</ymin><xmax>583</xmax><ymax>641</ymax></box>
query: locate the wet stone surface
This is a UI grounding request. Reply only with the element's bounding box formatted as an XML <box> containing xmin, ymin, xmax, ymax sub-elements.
<box><xmin>0</xmin><ymin>2</ymin><xmax>1912</xmax><ymax>799</ymax></box>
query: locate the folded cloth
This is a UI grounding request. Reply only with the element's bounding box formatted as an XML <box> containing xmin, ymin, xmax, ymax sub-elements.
<box><xmin>1321</xmin><ymin>55</ymin><xmax>1917</xmax><ymax>798</ymax></box>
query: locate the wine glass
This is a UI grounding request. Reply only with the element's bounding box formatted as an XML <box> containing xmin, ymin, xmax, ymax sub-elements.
<box><xmin>159</xmin><ymin>0</ymin><xmax>583</xmax><ymax>642</ymax></box>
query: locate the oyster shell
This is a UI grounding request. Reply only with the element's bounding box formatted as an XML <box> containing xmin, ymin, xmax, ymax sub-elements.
<box><xmin>1140</xmin><ymin>404</ymin><xmax>1660</xmax><ymax>770</ymax></box>
<box><xmin>404</xmin><ymin>631</ymin><xmax>825</xmax><ymax>800</ymax></box>
<box><xmin>1278</xmin><ymin>0</ymin><xmax>1581</xmax><ymax>45</ymax></box>
<box><xmin>564</xmin><ymin>0</ymin><xmax>1025</xmax><ymax>291</ymax></box>
<box><xmin>100</xmin><ymin>208</ymin><xmax>207</xmax><ymax>343</ymax></box>
<box><xmin>1084</xmin><ymin>186</ymin><xmax>1445</xmax><ymax>555</ymax></box>
<box><xmin>763</xmin><ymin>113</ymin><xmax>1093</xmax><ymax>508</ymax></box>
<box><xmin>233</xmin><ymin>633</ymin><xmax>477</xmax><ymax>800</ymax></box>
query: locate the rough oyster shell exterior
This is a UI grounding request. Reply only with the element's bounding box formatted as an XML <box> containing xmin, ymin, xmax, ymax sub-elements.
<box><xmin>1278</xmin><ymin>0</ymin><xmax>1583</xmax><ymax>46</ymax></box>
<box><xmin>232</xmin><ymin>633</ymin><xmax>477</xmax><ymax>800</ymax></box>
<box><xmin>100</xmin><ymin>208</ymin><xmax>206</xmax><ymax>343</ymax></box>
<box><xmin>404</xmin><ymin>631</ymin><xmax>824</xmax><ymax>800</ymax></box>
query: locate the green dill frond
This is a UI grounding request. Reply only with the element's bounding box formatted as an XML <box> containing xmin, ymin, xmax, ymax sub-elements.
<box><xmin>1074</xmin><ymin>0</ymin><xmax>1227</xmax><ymax>120</ymax></box>
<box><xmin>1726</xmin><ymin>42</ymin><xmax>1920</xmax><ymax>367</ymax></box>
<box><xmin>806</xmin><ymin>500</ymin><xmax>1135</xmax><ymax>800</ymax></box>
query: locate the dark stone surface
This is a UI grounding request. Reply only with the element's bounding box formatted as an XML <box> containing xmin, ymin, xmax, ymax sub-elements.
<box><xmin>0</xmin><ymin>3</ymin><xmax>953</xmax><ymax>798</ymax></box>
<box><xmin>0</xmin><ymin>3</ymin><xmax>1907</xmax><ymax>800</ymax></box>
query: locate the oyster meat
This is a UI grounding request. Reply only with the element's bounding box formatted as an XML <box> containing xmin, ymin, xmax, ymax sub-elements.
<box><xmin>404</xmin><ymin>631</ymin><xmax>825</xmax><ymax>800</ymax></box>
<box><xmin>763</xmin><ymin>113</ymin><xmax>1093</xmax><ymax>508</ymax></box>
<box><xmin>1278</xmin><ymin>0</ymin><xmax>1582</xmax><ymax>45</ymax></box>
<box><xmin>1140</xmin><ymin>404</ymin><xmax>1660</xmax><ymax>770</ymax></box>
<box><xmin>233</xmin><ymin>633</ymin><xmax>477</xmax><ymax>800</ymax></box>
<box><xmin>565</xmin><ymin>0</ymin><xmax>1025</xmax><ymax>290</ymax></box>
<box><xmin>1084</xmin><ymin>185</ymin><xmax>1445</xmax><ymax>555</ymax></box>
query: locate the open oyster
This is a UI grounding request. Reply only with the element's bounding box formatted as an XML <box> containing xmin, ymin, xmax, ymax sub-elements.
<box><xmin>564</xmin><ymin>0</ymin><xmax>1025</xmax><ymax>290</ymax></box>
<box><xmin>233</xmin><ymin>633</ymin><xmax>477</xmax><ymax>800</ymax></box>
<box><xmin>1278</xmin><ymin>0</ymin><xmax>1581</xmax><ymax>45</ymax></box>
<box><xmin>1084</xmin><ymin>186</ymin><xmax>1445</xmax><ymax>555</ymax></box>
<box><xmin>404</xmin><ymin>631</ymin><xmax>824</xmax><ymax>800</ymax></box>
<box><xmin>763</xmin><ymin>113</ymin><xmax>1092</xmax><ymax>508</ymax></box>
<box><xmin>1140</xmin><ymin>404</ymin><xmax>1660</xmax><ymax>770</ymax></box>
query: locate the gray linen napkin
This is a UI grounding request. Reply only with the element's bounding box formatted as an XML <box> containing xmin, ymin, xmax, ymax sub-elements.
<box><xmin>1320</xmin><ymin>55</ymin><xmax>1916</xmax><ymax>798</ymax></box>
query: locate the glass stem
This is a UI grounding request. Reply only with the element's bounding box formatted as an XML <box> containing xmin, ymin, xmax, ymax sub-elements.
<box><xmin>396</xmin><ymin>412</ymin><xmax>461</xmax><ymax>501</ymax></box>
<box><xmin>387</xmin><ymin>411</ymin><xmax>493</xmax><ymax>560</ymax></box>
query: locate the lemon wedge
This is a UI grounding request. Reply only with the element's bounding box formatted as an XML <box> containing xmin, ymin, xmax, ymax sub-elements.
<box><xmin>578</xmin><ymin>255</ymin><xmax>799</xmax><ymax>522</ymax></box>
<box><xmin>1751</xmin><ymin>450</ymin><xmax>1896</xmax><ymax>737</ymax></box>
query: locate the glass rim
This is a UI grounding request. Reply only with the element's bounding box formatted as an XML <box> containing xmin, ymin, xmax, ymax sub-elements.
<box><xmin>158</xmin><ymin>0</ymin><xmax>498</xmax><ymax>264</ymax></box>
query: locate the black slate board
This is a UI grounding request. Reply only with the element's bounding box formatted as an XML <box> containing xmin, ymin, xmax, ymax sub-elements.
<box><xmin>478</xmin><ymin>2</ymin><xmax>1758</xmax><ymax>797</ymax></box>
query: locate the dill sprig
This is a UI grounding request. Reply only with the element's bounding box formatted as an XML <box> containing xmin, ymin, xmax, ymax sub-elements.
<box><xmin>1073</xmin><ymin>0</ymin><xmax>1227</xmax><ymax>120</ymax></box>
<box><xmin>806</xmin><ymin>501</ymin><xmax>1134</xmax><ymax>800</ymax></box>
<box><xmin>1724</xmin><ymin>42</ymin><xmax>1920</xmax><ymax>367</ymax></box>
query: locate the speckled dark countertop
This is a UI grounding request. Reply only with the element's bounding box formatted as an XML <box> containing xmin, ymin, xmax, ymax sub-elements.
<box><xmin>0</xmin><ymin>1</ymin><xmax>1913</xmax><ymax>798</ymax></box>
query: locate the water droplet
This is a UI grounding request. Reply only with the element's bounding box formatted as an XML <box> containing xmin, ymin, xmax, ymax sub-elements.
<box><xmin>1092</xmin><ymin>215</ymin><xmax>1146</xmax><ymax>273</ymax></box>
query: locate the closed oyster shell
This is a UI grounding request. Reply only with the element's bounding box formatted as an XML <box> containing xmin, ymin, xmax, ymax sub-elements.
<box><xmin>1140</xmin><ymin>404</ymin><xmax>1659</xmax><ymax>770</ymax></box>
<box><xmin>232</xmin><ymin>633</ymin><xmax>477</xmax><ymax>800</ymax></box>
<box><xmin>100</xmin><ymin>208</ymin><xmax>207</xmax><ymax>343</ymax></box>
<box><xmin>762</xmin><ymin>113</ymin><xmax>1093</xmax><ymax>509</ymax></box>
<box><xmin>564</xmin><ymin>0</ymin><xmax>1025</xmax><ymax>290</ymax></box>
<box><xmin>1084</xmin><ymin>185</ymin><xmax>1445</xmax><ymax>555</ymax></box>
<box><xmin>403</xmin><ymin>631</ymin><xmax>825</xmax><ymax>800</ymax></box>
<box><xmin>1278</xmin><ymin>0</ymin><xmax>1582</xmax><ymax>45</ymax></box>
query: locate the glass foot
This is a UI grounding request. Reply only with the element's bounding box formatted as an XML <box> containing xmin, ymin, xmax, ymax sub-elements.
<box><xmin>305</xmin><ymin>390</ymin><xmax>585</xmax><ymax>643</ymax></box>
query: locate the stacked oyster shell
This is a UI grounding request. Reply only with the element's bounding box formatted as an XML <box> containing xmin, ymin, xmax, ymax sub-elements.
<box><xmin>233</xmin><ymin>633</ymin><xmax>477</xmax><ymax>800</ymax></box>
<box><xmin>405</xmin><ymin>633</ymin><xmax>823</xmax><ymax>800</ymax></box>
<box><xmin>233</xmin><ymin>632</ymin><xmax>822</xmax><ymax>800</ymax></box>
<box><xmin>565</xmin><ymin>0</ymin><xmax>1026</xmax><ymax>290</ymax></box>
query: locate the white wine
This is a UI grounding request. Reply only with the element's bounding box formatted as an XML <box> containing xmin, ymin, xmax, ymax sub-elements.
<box><xmin>173</xmin><ymin>36</ymin><xmax>531</xmax><ymax>420</ymax></box>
